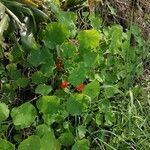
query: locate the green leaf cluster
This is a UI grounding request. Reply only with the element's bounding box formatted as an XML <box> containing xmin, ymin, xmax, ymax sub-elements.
<box><xmin>0</xmin><ymin>1</ymin><xmax>149</xmax><ymax>150</ymax></box>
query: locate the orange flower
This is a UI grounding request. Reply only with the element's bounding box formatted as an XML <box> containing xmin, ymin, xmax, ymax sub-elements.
<box><xmin>60</xmin><ymin>80</ymin><xmax>68</xmax><ymax>89</ymax></box>
<box><xmin>76</xmin><ymin>83</ymin><xmax>84</xmax><ymax>92</ymax></box>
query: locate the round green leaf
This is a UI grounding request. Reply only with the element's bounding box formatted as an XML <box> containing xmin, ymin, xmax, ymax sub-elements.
<box><xmin>6</xmin><ymin>63</ymin><xmax>21</xmax><ymax>80</ymax></box>
<box><xmin>0</xmin><ymin>138</ymin><xmax>15</xmax><ymax>150</ymax></box>
<box><xmin>35</xmin><ymin>84</ymin><xmax>52</xmax><ymax>96</ymax></box>
<box><xmin>57</xmin><ymin>11</ymin><xmax>77</xmax><ymax>37</ymax></box>
<box><xmin>43</xmin><ymin>22</ymin><xmax>69</xmax><ymax>49</ymax></box>
<box><xmin>16</xmin><ymin>77</ymin><xmax>29</xmax><ymax>88</ymax></box>
<box><xmin>40</xmin><ymin>63</ymin><xmax>54</xmax><ymax>78</ymax></box>
<box><xmin>78</xmin><ymin>29</ymin><xmax>100</xmax><ymax>50</ymax></box>
<box><xmin>36</xmin><ymin>124</ymin><xmax>61</xmax><ymax>150</ymax></box>
<box><xmin>58</xmin><ymin>132</ymin><xmax>74</xmax><ymax>146</ymax></box>
<box><xmin>31</xmin><ymin>71</ymin><xmax>48</xmax><ymax>85</ymax></box>
<box><xmin>27</xmin><ymin>48</ymin><xmax>52</xmax><ymax>67</ymax></box>
<box><xmin>36</xmin><ymin>96</ymin><xmax>60</xmax><ymax>115</ymax></box>
<box><xmin>27</xmin><ymin>49</ymin><xmax>46</xmax><ymax>67</ymax></box>
<box><xmin>68</xmin><ymin>63</ymin><xmax>86</xmax><ymax>86</ymax></box>
<box><xmin>11</xmin><ymin>102</ymin><xmax>37</xmax><ymax>129</ymax></box>
<box><xmin>83</xmin><ymin>51</ymin><xmax>99</xmax><ymax>68</ymax></box>
<box><xmin>0</xmin><ymin>102</ymin><xmax>9</xmax><ymax>122</ymax></box>
<box><xmin>18</xmin><ymin>135</ymin><xmax>41</xmax><ymax>150</ymax></box>
<box><xmin>8</xmin><ymin>45</ymin><xmax>23</xmax><ymax>62</ymax></box>
<box><xmin>66</xmin><ymin>97</ymin><xmax>82</xmax><ymax>116</ymax></box>
<box><xmin>83</xmin><ymin>80</ymin><xmax>100</xmax><ymax>99</ymax></box>
<box><xmin>60</xmin><ymin>42</ymin><xmax>77</xmax><ymax>59</ymax></box>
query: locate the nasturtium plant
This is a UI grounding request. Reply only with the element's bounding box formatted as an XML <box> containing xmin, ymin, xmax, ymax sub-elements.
<box><xmin>78</xmin><ymin>29</ymin><xmax>100</xmax><ymax>50</ymax></box>
<box><xmin>8</xmin><ymin>45</ymin><xmax>23</xmax><ymax>62</ymax></box>
<box><xmin>0</xmin><ymin>102</ymin><xmax>9</xmax><ymax>122</ymax></box>
<box><xmin>83</xmin><ymin>51</ymin><xmax>99</xmax><ymax>68</ymax></box>
<box><xmin>0</xmin><ymin>1</ymin><xmax>149</xmax><ymax>149</ymax></box>
<box><xmin>36</xmin><ymin>124</ymin><xmax>60</xmax><ymax>150</ymax></box>
<box><xmin>60</xmin><ymin>42</ymin><xmax>77</xmax><ymax>59</ymax></box>
<box><xmin>40</xmin><ymin>62</ymin><xmax>54</xmax><ymax>78</ymax></box>
<box><xmin>58</xmin><ymin>132</ymin><xmax>74</xmax><ymax>146</ymax></box>
<box><xmin>35</xmin><ymin>84</ymin><xmax>52</xmax><ymax>96</ymax></box>
<box><xmin>28</xmin><ymin>46</ymin><xmax>55</xmax><ymax>68</ymax></box>
<box><xmin>0</xmin><ymin>124</ymin><xmax>8</xmax><ymax>137</ymax></box>
<box><xmin>42</xmin><ymin>111</ymin><xmax>67</xmax><ymax>125</ymax></box>
<box><xmin>31</xmin><ymin>71</ymin><xmax>48</xmax><ymax>85</ymax></box>
<box><xmin>18</xmin><ymin>135</ymin><xmax>41</xmax><ymax>150</ymax></box>
<box><xmin>6</xmin><ymin>63</ymin><xmax>21</xmax><ymax>80</ymax></box>
<box><xmin>74</xmin><ymin>94</ymin><xmax>89</xmax><ymax>109</ymax></box>
<box><xmin>16</xmin><ymin>77</ymin><xmax>29</xmax><ymax>88</ymax></box>
<box><xmin>66</xmin><ymin>96</ymin><xmax>83</xmax><ymax>116</ymax></box>
<box><xmin>66</xmin><ymin>94</ymin><xmax>89</xmax><ymax>116</ymax></box>
<box><xmin>50</xmin><ymin>3</ymin><xmax>77</xmax><ymax>37</ymax></box>
<box><xmin>76</xmin><ymin>83</ymin><xmax>84</xmax><ymax>92</ymax></box>
<box><xmin>11</xmin><ymin>102</ymin><xmax>37</xmax><ymax>129</ymax></box>
<box><xmin>0</xmin><ymin>138</ymin><xmax>15</xmax><ymax>150</ymax></box>
<box><xmin>68</xmin><ymin>63</ymin><xmax>86</xmax><ymax>86</ymax></box>
<box><xmin>83</xmin><ymin>80</ymin><xmax>100</xmax><ymax>99</ymax></box>
<box><xmin>27</xmin><ymin>47</ymin><xmax>50</xmax><ymax>67</ymax></box>
<box><xmin>60</xmin><ymin>80</ymin><xmax>68</xmax><ymax>89</ymax></box>
<box><xmin>57</xmin><ymin>11</ymin><xmax>77</xmax><ymax>37</ymax></box>
<box><xmin>42</xmin><ymin>22</ymin><xmax>69</xmax><ymax>49</ymax></box>
<box><xmin>36</xmin><ymin>96</ymin><xmax>60</xmax><ymax>115</ymax></box>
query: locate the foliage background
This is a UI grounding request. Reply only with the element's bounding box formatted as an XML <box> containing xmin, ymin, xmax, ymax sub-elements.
<box><xmin>0</xmin><ymin>0</ymin><xmax>150</xmax><ymax>150</ymax></box>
